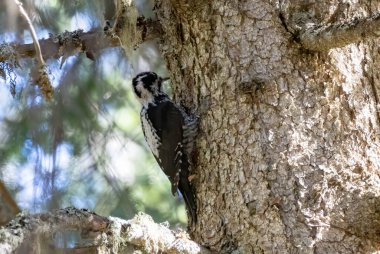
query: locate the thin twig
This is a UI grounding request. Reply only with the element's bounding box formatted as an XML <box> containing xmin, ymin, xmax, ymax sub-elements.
<box><xmin>13</xmin><ymin>0</ymin><xmax>45</xmax><ymax>65</ymax></box>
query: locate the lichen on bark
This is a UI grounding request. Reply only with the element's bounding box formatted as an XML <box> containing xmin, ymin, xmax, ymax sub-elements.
<box><xmin>0</xmin><ymin>208</ymin><xmax>210</xmax><ymax>254</ymax></box>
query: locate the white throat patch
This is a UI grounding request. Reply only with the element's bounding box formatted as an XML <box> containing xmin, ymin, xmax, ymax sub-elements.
<box><xmin>135</xmin><ymin>82</ymin><xmax>156</xmax><ymax>107</ymax></box>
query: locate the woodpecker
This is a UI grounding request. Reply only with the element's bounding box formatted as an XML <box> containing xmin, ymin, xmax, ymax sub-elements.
<box><xmin>132</xmin><ymin>72</ymin><xmax>198</xmax><ymax>223</ymax></box>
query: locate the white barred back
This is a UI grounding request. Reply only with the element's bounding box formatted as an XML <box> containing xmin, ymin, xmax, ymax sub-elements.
<box><xmin>141</xmin><ymin>108</ymin><xmax>161</xmax><ymax>160</ymax></box>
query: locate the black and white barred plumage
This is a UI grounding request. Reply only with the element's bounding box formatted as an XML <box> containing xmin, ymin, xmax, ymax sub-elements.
<box><xmin>132</xmin><ymin>72</ymin><xmax>198</xmax><ymax>223</ymax></box>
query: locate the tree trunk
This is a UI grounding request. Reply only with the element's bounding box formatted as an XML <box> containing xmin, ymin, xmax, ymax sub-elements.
<box><xmin>156</xmin><ymin>0</ymin><xmax>380</xmax><ymax>253</ymax></box>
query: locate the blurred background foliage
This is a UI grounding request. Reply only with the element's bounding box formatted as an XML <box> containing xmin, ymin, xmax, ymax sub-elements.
<box><xmin>0</xmin><ymin>0</ymin><xmax>187</xmax><ymax>226</ymax></box>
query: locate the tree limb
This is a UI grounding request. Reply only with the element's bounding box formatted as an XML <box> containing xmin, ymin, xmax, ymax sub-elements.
<box><xmin>0</xmin><ymin>207</ymin><xmax>211</xmax><ymax>254</ymax></box>
<box><xmin>0</xmin><ymin>18</ymin><xmax>160</xmax><ymax>62</ymax></box>
<box><xmin>299</xmin><ymin>12</ymin><xmax>380</xmax><ymax>51</ymax></box>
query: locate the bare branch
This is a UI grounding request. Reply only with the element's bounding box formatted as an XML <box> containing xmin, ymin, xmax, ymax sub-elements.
<box><xmin>0</xmin><ymin>207</ymin><xmax>211</xmax><ymax>254</ymax></box>
<box><xmin>12</xmin><ymin>0</ymin><xmax>55</xmax><ymax>100</ymax></box>
<box><xmin>0</xmin><ymin>12</ymin><xmax>160</xmax><ymax>99</ymax></box>
<box><xmin>299</xmin><ymin>13</ymin><xmax>380</xmax><ymax>51</ymax></box>
<box><xmin>13</xmin><ymin>0</ymin><xmax>45</xmax><ymax>65</ymax></box>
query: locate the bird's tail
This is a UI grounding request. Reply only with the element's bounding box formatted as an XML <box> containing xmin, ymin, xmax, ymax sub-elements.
<box><xmin>178</xmin><ymin>176</ymin><xmax>197</xmax><ymax>224</ymax></box>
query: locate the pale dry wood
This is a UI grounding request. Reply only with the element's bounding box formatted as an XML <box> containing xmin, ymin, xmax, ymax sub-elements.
<box><xmin>13</xmin><ymin>0</ymin><xmax>45</xmax><ymax>65</ymax></box>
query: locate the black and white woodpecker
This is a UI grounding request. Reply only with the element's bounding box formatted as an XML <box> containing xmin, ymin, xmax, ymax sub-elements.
<box><xmin>132</xmin><ymin>72</ymin><xmax>198</xmax><ymax>223</ymax></box>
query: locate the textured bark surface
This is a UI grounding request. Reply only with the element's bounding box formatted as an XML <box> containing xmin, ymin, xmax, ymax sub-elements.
<box><xmin>156</xmin><ymin>0</ymin><xmax>380</xmax><ymax>253</ymax></box>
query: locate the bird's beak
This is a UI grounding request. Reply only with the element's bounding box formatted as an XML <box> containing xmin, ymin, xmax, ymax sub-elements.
<box><xmin>162</xmin><ymin>77</ymin><xmax>170</xmax><ymax>82</ymax></box>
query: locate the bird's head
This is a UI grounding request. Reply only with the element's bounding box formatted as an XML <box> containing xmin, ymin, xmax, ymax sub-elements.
<box><xmin>132</xmin><ymin>72</ymin><xmax>164</xmax><ymax>106</ymax></box>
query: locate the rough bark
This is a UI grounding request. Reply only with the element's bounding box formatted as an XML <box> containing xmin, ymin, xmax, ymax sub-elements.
<box><xmin>155</xmin><ymin>0</ymin><xmax>380</xmax><ymax>253</ymax></box>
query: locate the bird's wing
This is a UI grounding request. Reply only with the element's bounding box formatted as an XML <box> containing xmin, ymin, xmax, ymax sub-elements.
<box><xmin>146</xmin><ymin>101</ymin><xmax>184</xmax><ymax>195</ymax></box>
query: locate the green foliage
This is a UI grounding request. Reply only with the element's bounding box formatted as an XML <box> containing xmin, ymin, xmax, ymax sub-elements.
<box><xmin>0</xmin><ymin>0</ymin><xmax>186</xmax><ymax>226</ymax></box>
